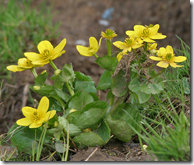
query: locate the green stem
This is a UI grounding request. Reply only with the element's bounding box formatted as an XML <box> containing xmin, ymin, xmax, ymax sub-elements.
<box><xmin>65</xmin><ymin>124</ymin><xmax>69</xmax><ymax>161</ymax></box>
<box><xmin>149</xmin><ymin>68</ymin><xmax>166</xmax><ymax>80</ymax></box>
<box><xmin>49</xmin><ymin>60</ymin><xmax>58</xmax><ymax>70</ymax></box>
<box><xmin>94</xmin><ymin>54</ymin><xmax>99</xmax><ymax>58</ymax></box>
<box><xmin>109</xmin><ymin>95</ymin><xmax>115</xmax><ymax>106</ymax></box>
<box><xmin>139</xmin><ymin>135</ymin><xmax>144</xmax><ymax>154</ymax></box>
<box><xmin>106</xmin><ymin>39</ymin><xmax>112</xmax><ymax>56</ymax></box>
<box><xmin>144</xmin><ymin>42</ymin><xmax>148</xmax><ymax>52</ymax></box>
<box><xmin>30</xmin><ymin>68</ymin><xmax>38</xmax><ymax>78</ymax></box>
<box><xmin>65</xmin><ymin>82</ymin><xmax>74</xmax><ymax>96</ymax></box>
<box><xmin>132</xmin><ymin>49</ymin><xmax>141</xmax><ymax>69</ymax></box>
<box><xmin>110</xmin><ymin>92</ymin><xmax>129</xmax><ymax>115</ymax></box>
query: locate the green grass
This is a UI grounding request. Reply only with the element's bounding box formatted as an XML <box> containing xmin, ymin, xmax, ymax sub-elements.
<box><xmin>0</xmin><ymin>0</ymin><xmax>60</xmax><ymax>80</ymax></box>
<box><xmin>133</xmin><ymin>37</ymin><xmax>190</xmax><ymax>161</ymax></box>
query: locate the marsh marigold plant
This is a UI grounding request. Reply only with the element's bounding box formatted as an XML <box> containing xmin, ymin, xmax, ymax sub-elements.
<box><xmin>149</xmin><ymin>45</ymin><xmax>187</xmax><ymax>68</ymax></box>
<box><xmin>126</xmin><ymin>24</ymin><xmax>166</xmax><ymax>42</ymax></box>
<box><xmin>76</xmin><ymin>36</ymin><xmax>102</xmax><ymax>58</ymax></box>
<box><xmin>16</xmin><ymin>96</ymin><xmax>56</xmax><ymax>128</ymax></box>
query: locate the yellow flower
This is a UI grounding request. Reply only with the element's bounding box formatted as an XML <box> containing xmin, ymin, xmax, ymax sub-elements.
<box><xmin>113</xmin><ymin>37</ymin><xmax>143</xmax><ymax>53</ymax></box>
<box><xmin>101</xmin><ymin>29</ymin><xmax>117</xmax><ymax>40</ymax></box>
<box><xmin>24</xmin><ymin>38</ymin><xmax>66</xmax><ymax>65</ymax></box>
<box><xmin>76</xmin><ymin>37</ymin><xmax>102</xmax><ymax>57</ymax></box>
<box><xmin>6</xmin><ymin>58</ymin><xmax>42</xmax><ymax>72</ymax></box>
<box><xmin>69</xmin><ymin>109</ymin><xmax>77</xmax><ymax>113</ymax></box>
<box><xmin>116</xmin><ymin>52</ymin><xmax>128</xmax><ymax>62</ymax></box>
<box><xmin>16</xmin><ymin>96</ymin><xmax>56</xmax><ymax>128</ymax></box>
<box><xmin>149</xmin><ymin>45</ymin><xmax>187</xmax><ymax>68</ymax></box>
<box><xmin>126</xmin><ymin>24</ymin><xmax>166</xmax><ymax>43</ymax></box>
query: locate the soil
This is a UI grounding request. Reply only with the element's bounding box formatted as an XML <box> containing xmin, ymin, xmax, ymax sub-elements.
<box><xmin>0</xmin><ymin>0</ymin><xmax>190</xmax><ymax>161</ymax></box>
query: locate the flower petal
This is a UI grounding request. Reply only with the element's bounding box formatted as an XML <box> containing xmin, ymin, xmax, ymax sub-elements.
<box><xmin>29</xmin><ymin>122</ymin><xmax>43</xmax><ymax>128</ymax></box>
<box><xmin>134</xmin><ymin>25</ymin><xmax>145</xmax><ymax>33</ymax></box>
<box><xmin>150</xmin><ymin>34</ymin><xmax>166</xmax><ymax>40</ymax></box>
<box><xmin>156</xmin><ymin>61</ymin><xmax>169</xmax><ymax>68</ymax></box>
<box><xmin>149</xmin><ymin>56</ymin><xmax>163</xmax><ymax>61</ymax></box>
<box><xmin>149</xmin><ymin>24</ymin><xmax>159</xmax><ymax>35</ymax></box>
<box><xmin>53</xmin><ymin>38</ymin><xmax>66</xmax><ymax>56</ymax></box>
<box><xmin>37</xmin><ymin>40</ymin><xmax>54</xmax><ymax>54</ymax></box>
<box><xmin>166</xmin><ymin>45</ymin><xmax>174</xmax><ymax>54</ymax></box>
<box><xmin>89</xmin><ymin>37</ymin><xmax>98</xmax><ymax>48</ymax></box>
<box><xmin>173</xmin><ymin>56</ymin><xmax>187</xmax><ymax>62</ymax></box>
<box><xmin>98</xmin><ymin>37</ymin><xmax>102</xmax><ymax>49</ymax></box>
<box><xmin>22</xmin><ymin>106</ymin><xmax>36</xmax><ymax>117</ymax></box>
<box><xmin>43</xmin><ymin>110</ymin><xmax>56</xmax><ymax>122</ymax></box>
<box><xmin>16</xmin><ymin>118</ymin><xmax>33</xmax><ymax>126</ymax></box>
<box><xmin>143</xmin><ymin>38</ymin><xmax>155</xmax><ymax>43</ymax></box>
<box><xmin>24</xmin><ymin>52</ymin><xmax>41</xmax><ymax>62</ymax></box>
<box><xmin>126</xmin><ymin>30</ymin><xmax>136</xmax><ymax>36</ymax></box>
<box><xmin>170</xmin><ymin>62</ymin><xmax>183</xmax><ymax>68</ymax></box>
<box><xmin>113</xmin><ymin>41</ymin><xmax>127</xmax><ymax>49</ymax></box>
<box><xmin>37</xmin><ymin>96</ymin><xmax>49</xmax><ymax>114</ymax></box>
<box><xmin>6</xmin><ymin>65</ymin><xmax>25</xmax><ymax>72</ymax></box>
<box><xmin>157</xmin><ymin>47</ymin><xmax>167</xmax><ymax>57</ymax></box>
<box><xmin>76</xmin><ymin>45</ymin><xmax>92</xmax><ymax>56</ymax></box>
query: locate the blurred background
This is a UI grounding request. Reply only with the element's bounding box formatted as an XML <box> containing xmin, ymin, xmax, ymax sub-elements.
<box><xmin>0</xmin><ymin>0</ymin><xmax>190</xmax><ymax>134</ymax></box>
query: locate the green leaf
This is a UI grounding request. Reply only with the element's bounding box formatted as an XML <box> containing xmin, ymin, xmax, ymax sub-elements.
<box><xmin>9</xmin><ymin>123</ymin><xmax>50</xmax><ymax>154</ymax></box>
<box><xmin>97</xmin><ymin>120</ymin><xmax>110</xmax><ymax>143</ymax></box>
<box><xmin>81</xmin><ymin>101</ymin><xmax>109</xmax><ymax>113</ymax></box>
<box><xmin>105</xmin><ymin>115</ymin><xmax>133</xmax><ymax>142</ymax></box>
<box><xmin>75</xmin><ymin>81</ymin><xmax>96</xmax><ymax>94</ymax></box>
<box><xmin>51</xmin><ymin>64</ymin><xmax>76</xmax><ymax>89</ymax></box>
<box><xmin>73</xmin><ymin>107</ymin><xmax>106</xmax><ymax>130</ymax></box>
<box><xmin>95</xmin><ymin>55</ymin><xmax>118</xmax><ymax>72</ymax></box>
<box><xmin>182</xmin><ymin>77</ymin><xmax>190</xmax><ymax>94</ymax></box>
<box><xmin>128</xmin><ymin>78</ymin><xmax>141</xmax><ymax>92</ymax></box>
<box><xmin>54</xmin><ymin>88</ymin><xmax>70</xmax><ymax>102</ymax></box>
<box><xmin>74</xmin><ymin>71</ymin><xmax>97</xmax><ymax>94</ymax></box>
<box><xmin>111</xmin><ymin>70</ymin><xmax>129</xmax><ymax>97</ymax></box>
<box><xmin>34</xmin><ymin>71</ymin><xmax>48</xmax><ymax>86</ymax></box>
<box><xmin>66</xmin><ymin>91</ymin><xmax>94</xmax><ymax>111</ymax></box>
<box><xmin>135</xmin><ymin>91</ymin><xmax>151</xmax><ymax>104</ymax></box>
<box><xmin>73</xmin><ymin>132</ymin><xmax>104</xmax><ymax>147</ymax></box>
<box><xmin>112</xmin><ymin>103</ymin><xmax>142</xmax><ymax>134</ymax></box>
<box><xmin>58</xmin><ymin>116</ymin><xmax>82</xmax><ymax>137</ymax></box>
<box><xmin>106</xmin><ymin>89</ymin><xmax>114</xmax><ymax>101</ymax></box>
<box><xmin>75</xmin><ymin>71</ymin><xmax>92</xmax><ymax>81</ymax></box>
<box><xmin>97</xmin><ymin>70</ymin><xmax>112</xmax><ymax>90</ymax></box>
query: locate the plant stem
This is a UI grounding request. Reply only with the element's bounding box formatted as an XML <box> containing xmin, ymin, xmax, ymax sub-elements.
<box><xmin>109</xmin><ymin>95</ymin><xmax>115</xmax><ymax>106</ymax></box>
<box><xmin>132</xmin><ymin>49</ymin><xmax>141</xmax><ymax>69</ymax></box>
<box><xmin>94</xmin><ymin>54</ymin><xmax>99</xmax><ymax>58</ymax></box>
<box><xmin>110</xmin><ymin>92</ymin><xmax>129</xmax><ymax>115</ymax></box>
<box><xmin>65</xmin><ymin>82</ymin><xmax>74</xmax><ymax>96</ymax></box>
<box><xmin>49</xmin><ymin>60</ymin><xmax>58</xmax><ymax>70</ymax></box>
<box><xmin>106</xmin><ymin>39</ymin><xmax>112</xmax><ymax>56</ymax></box>
<box><xmin>30</xmin><ymin>68</ymin><xmax>38</xmax><ymax>78</ymax></box>
<box><xmin>65</xmin><ymin>124</ymin><xmax>69</xmax><ymax>161</ymax></box>
<box><xmin>149</xmin><ymin>68</ymin><xmax>166</xmax><ymax>80</ymax></box>
<box><xmin>144</xmin><ymin>42</ymin><xmax>148</xmax><ymax>52</ymax></box>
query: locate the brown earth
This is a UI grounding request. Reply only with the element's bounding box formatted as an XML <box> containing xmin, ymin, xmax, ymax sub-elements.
<box><xmin>0</xmin><ymin>0</ymin><xmax>190</xmax><ymax>161</ymax></box>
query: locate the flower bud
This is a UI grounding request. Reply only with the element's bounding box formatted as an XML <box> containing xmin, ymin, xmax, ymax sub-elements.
<box><xmin>54</xmin><ymin>121</ymin><xmax>59</xmax><ymax>128</ymax></box>
<box><xmin>54</xmin><ymin>69</ymin><xmax>61</xmax><ymax>76</ymax></box>
<box><xmin>82</xmin><ymin>128</ymin><xmax>91</xmax><ymax>132</ymax></box>
<box><xmin>69</xmin><ymin>109</ymin><xmax>77</xmax><ymax>113</ymax></box>
<box><xmin>33</xmin><ymin>85</ymin><xmax>40</xmax><ymax>90</ymax></box>
<box><xmin>40</xmin><ymin>70</ymin><xmax>47</xmax><ymax>75</ymax></box>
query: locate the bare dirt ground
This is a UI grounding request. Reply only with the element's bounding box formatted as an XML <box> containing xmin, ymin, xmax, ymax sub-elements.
<box><xmin>0</xmin><ymin>0</ymin><xmax>190</xmax><ymax>161</ymax></box>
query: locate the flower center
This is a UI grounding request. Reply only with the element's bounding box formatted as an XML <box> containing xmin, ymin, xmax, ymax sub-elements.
<box><xmin>125</xmin><ymin>38</ymin><xmax>134</xmax><ymax>46</ymax></box>
<box><xmin>41</xmin><ymin>49</ymin><xmax>50</xmax><ymax>60</ymax></box>
<box><xmin>142</xmin><ymin>28</ymin><xmax>149</xmax><ymax>38</ymax></box>
<box><xmin>33</xmin><ymin>110</ymin><xmax>40</xmax><ymax>121</ymax></box>
<box><xmin>88</xmin><ymin>46</ymin><xmax>96</xmax><ymax>51</ymax></box>
<box><xmin>165</xmin><ymin>53</ymin><xmax>173</xmax><ymax>61</ymax></box>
